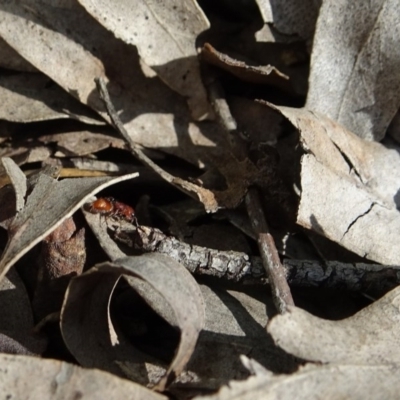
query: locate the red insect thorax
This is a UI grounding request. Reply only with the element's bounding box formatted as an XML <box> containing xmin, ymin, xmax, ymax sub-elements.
<box><xmin>88</xmin><ymin>197</ymin><xmax>136</xmax><ymax>223</ymax></box>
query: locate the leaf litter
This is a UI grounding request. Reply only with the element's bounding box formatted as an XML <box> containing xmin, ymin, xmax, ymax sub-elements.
<box><xmin>0</xmin><ymin>0</ymin><xmax>399</xmax><ymax>398</ymax></box>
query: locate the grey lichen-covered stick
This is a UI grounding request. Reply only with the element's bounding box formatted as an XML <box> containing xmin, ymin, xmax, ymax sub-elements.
<box><xmin>113</xmin><ymin>224</ymin><xmax>400</xmax><ymax>295</ymax></box>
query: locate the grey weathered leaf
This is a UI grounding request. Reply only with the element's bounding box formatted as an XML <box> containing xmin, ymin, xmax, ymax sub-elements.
<box><xmin>263</xmin><ymin>103</ymin><xmax>400</xmax><ymax>265</ymax></box>
<box><xmin>78</xmin><ymin>0</ymin><xmax>211</xmax><ymax>120</ymax></box>
<box><xmin>60</xmin><ymin>253</ymin><xmax>205</xmax><ymax>390</ymax></box>
<box><xmin>0</xmin><ymin>1</ymin><xmax>106</xmax><ymax>110</ymax></box>
<box><xmin>255</xmin><ymin>0</ymin><xmax>320</xmax><ymax>40</ymax></box>
<box><xmin>0</xmin><ymin>159</ymin><xmax>138</xmax><ymax>282</ymax></box>
<box><xmin>195</xmin><ymin>363</ymin><xmax>400</xmax><ymax>400</ymax></box>
<box><xmin>0</xmin><ymin>354</ymin><xmax>166</xmax><ymax>400</ymax></box>
<box><xmin>0</xmin><ymin>1</ymin><xmax>221</xmax><ymax>165</ymax></box>
<box><xmin>74</xmin><ymin>208</ymin><xmax>297</xmax><ymax>388</ymax></box>
<box><xmin>2</xmin><ymin>158</ymin><xmax>27</xmax><ymax>213</ymax></box>
<box><xmin>306</xmin><ymin>0</ymin><xmax>400</xmax><ymax>140</ymax></box>
<box><xmin>38</xmin><ymin>130</ymin><xmax>125</xmax><ymax>157</ymax></box>
<box><xmin>267</xmin><ymin>285</ymin><xmax>400</xmax><ymax>366</ymax></box>
<box><xmin>0</xmin><ymin>73</ymin><xmax>103</xmax><ymax>124</ymax></box>
<box><xmin>186</xmin><ymin>284</ymin><xmax>297</xmax><ymax>388</ymax></box>
<box><xmin>0</xmin><ymin>269</ymin><xmax>46</xmax><ymax>355</ymax></box>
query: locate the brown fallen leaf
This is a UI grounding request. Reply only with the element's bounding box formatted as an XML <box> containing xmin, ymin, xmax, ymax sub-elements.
<box><xmin>33</xmin><ymin>216</ymin><xmax>86</xmax><ymax>321</ymax></box>
<box><xmin>60</xmin><ymin>253</ymin><xmax>205</xmax><ymax>391</ymax></box>
<box><xmin>267</xmin><ymin>285</ymin><xmax>400</xmax><ymax>366</ymax></box>
<box><xmin>96</xmin><ymin>76</ymin><xmax>220</xmax><ymax>212</ymax></box>
<box><xmin>0</xmin><ymin>157</ymin><xmax>138</xmax><ymax>282</ymax></box>
<box><xmin>0</xmin><ymin>72</ymin><xmax>103</xmax><ymax>124</ymax></box>
<box><xmin>0</xmin><ymin>353</ymin><xmax>167</xmax><ymax>399</ymax></box>
<box><xmin>306</xmin><ymin>1</ymin><xmax>400</xmax><ymax>140</ymax></box>
<box><xmin>202</xmin><ymin>43</ymin><xmax>291</xmax><ymax>92</ymax></box>
<box><xmin>261</xmin><ymin>103</ymin><xmax>400</xmax><ymax>265</ymax></box>
<box><xmin>38</xmin><ymin>129</ymin><xmax>125</xmax><ymax>157</ymax></box>
<box><xmin>79</xmin><ymin>0</ymin><xmax>212</xmax><ymax>120</ymax></box>
<box><xmin>0</xmin><ymin>1</ymin><xmax>221</xmax><ymax>165</ymax></box>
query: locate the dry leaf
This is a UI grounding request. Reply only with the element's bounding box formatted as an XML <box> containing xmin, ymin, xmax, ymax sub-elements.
<box><xmin>38</xmin><ymin>130</ymin><xmax>125</xmax><ymax>157</ymax></box>
<box><xmin>33</xmin><ymin>217</ymin><xmax>86</xmax><ymax>320</ymax></box>
<box><xmin>0</xmin><ymin>269</ymin><xmax>46</xmax><ymax>355</ymax></box>
<box><xmin>267</xmin><ymin>285</ymin><xmax>400</xmax><ymax>366</ymax></box>
<box><xmin>254</xmin><ymin>0</ymin><xmax>320</xmax><ymax>40</ymax></box>
<box><xmin>2</xmin><ymin>157</ymin><xmax>27</xmax><ymax>213</ymax></box>
<box><xmin>0</xmin><ymin>158</ymin><xmax>138</xmax><ymax>282</ymax></box>
<box><xmin>228</xmin><ymin>96</ymin><xmax>282</xmax><ymax>146</ymax></box>
<box><xmin>60</xmin><ymin>253</ymin><xmax>205</xmax><ymax>390</ymax></box>
<box><xmin>0</xmin><ymin>37</ymin><xmax>37</xmax><ymax>72</ymax></box>
<box><xmin>79</xmin><ymin>0</ymin><xmax>211</xmax><ymax>120</ymax></box>
<box><xmin>0</xmin><ymin>1</ymin><xmax>220</xmax><ymax>165</ymax></box>
<box><xmin>202</xmin><ymin>43</ymin><xmax>290</xmax><ymax>92</ymax></box>
<box><xmin>185</xmin><ymin>284</ymin><xmax>297</xmax><ymax>389</ymax></box>
<box><xmin>306</xmin><ymin>0</ymin><xmax>400</xmax><ymax>140</ymax></box>
<box><xmin>0</xmin><ymin>353</ymin><xmax>166</xmax><ymax>399</ymax></box>
<box><xmin>0</xmin><ymin>1</ymin><xmax>106</xmax><ymax>110</ymax></box>
<box><xmin>263</xmin><ymin>103</ymin><xmax>400</xmax><ymax>265</ymax></box>
<box><xmin>195</xmin><ymin>363</ymin><xmax>400</xmax><ymax>400</ymax></box>
<box><xmin>0</xmin><ymin>73</ymin><xmax>103</xmax><ymax>124</ymax></box>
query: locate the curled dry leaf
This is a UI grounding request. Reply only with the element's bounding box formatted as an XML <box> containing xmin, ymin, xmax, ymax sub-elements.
<box><xmin>0</xmin><ymin>157</ymin><xmax>138</xmax><ymax>282</ymax></box>
<box><xmin>306</xmin><ymin>1</ymin><xmax>400</xmax><ymax>140</ymax></box>
<box><xmin>0</xmin><ymin>354</ymin><xmax>166</xmax><ymax>400</ymax></box>
<box><xmin>60</xmin><ymin>253</ymin><xmax>205</xmax><ymax>390</ymax></box>
<box><xmin>202</xmin><ymin>43</ymin><xmax>291</xmax><ymax>92</ymax></box>
<box><xmin>79</xmin><ymin>0</ymin><xmax>211</xmax><ymax>120</ymax></box>
<box><xmin>195</xmin><ymin>363</ymin><xmax>400</xmax><ymax>400</ymax></box>
<box><xmin>267</xmin><ymin>285</ymin><xmax>400</xmax><ymax>366</ymax></box>
<box><xmin>79</xmin><ymin>206</ymin><xmax>298</xmax><ymax>385</ymax></box>
<box><xmin>264</xmin><ymin>103</ymin><xmax>400</xmax><ymax>265</ymax></box>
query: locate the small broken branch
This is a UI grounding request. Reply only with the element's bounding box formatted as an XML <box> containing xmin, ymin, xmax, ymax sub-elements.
<box><xmin>204</xmin><ymin>70</ymin><xmax>247</xmax><ymax>160</ymax></box>
<box><xmin>109</xmin><ymin>224</ymin><xmax>399</xmax><ymax>295</ymax></box>
<box><xmin>245</xmin><ymin>187</ymin><xmax>295</xmax><ymax>313</ymax></box>
<box><xmin>95</xmin><ymin>78</ymin><xmax>218</xmax><ymax>211</ymax></box>
<box><xmin>204</xmin><ymin>73</ymin><xmax>293</xmax><ymax>313</ymax></box>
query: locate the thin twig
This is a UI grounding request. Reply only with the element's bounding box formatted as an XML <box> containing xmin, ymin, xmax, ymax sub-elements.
<box><xmin>245</xmin><ymin>187</ymin><xmax>294</xmax><ymax>313</ymax></box>
<box><xmin>95</xmin><ymin>78</ymin><xmax>218</xmax><ymax>211</ymax></box>
<box><xmin>204</xmin><ymin>69</ymin><xmax>247</xmax><ymax>160</ymax></box>
<box><xmin>191</xmin><ymin>74</ymin><xmax>293</xmax><ymax>312</ymax></box>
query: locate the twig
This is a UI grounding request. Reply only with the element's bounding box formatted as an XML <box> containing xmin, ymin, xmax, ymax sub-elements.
<box><xmin>245</xmin><ymin>187</ymin><xmax>294</xmax><ymax>313</ymax></box>
<box><xmin>204</xmin><ymin>73</ymin><xmax>293</xmax><ymax>312</ymax></box>
<box><xmin>204</xmin><ymin>68</ymin><xmax>247</xmax><ymax>160</ymax></box>
<box><xmin>95</xmin><ymin>78</ymin><xmax>218</xmax><ymax>211</ymax></box>
<box><xmin>111</xmin><ymin>224</ymin><xmax>400</xmax><ymax>294</ymax></box>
